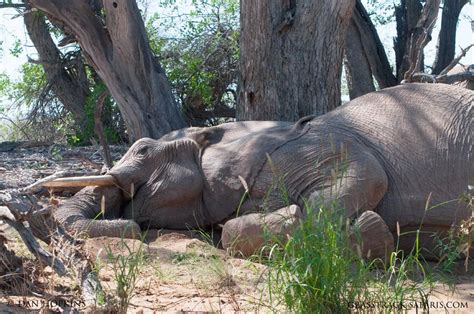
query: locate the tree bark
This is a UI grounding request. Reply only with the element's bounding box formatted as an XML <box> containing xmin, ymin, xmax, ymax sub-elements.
<box><xmin>344</xmin><ymin>20</ymin><xmax>375</xmax><ymax>100</ymax></box>
<box><xmin>402</xmin><ymin>0</ymin><xmax>441</xmax><ymax>82</ymax></box>
<box><xmin>431</xmin><ymin>0</ymin><xmax>468</xmax><ymax>74</ymax></box>
<box><xmin>29</xmin><ymin>0</ymin><xmax>185</xmax><ymax>141</ymax></box>
<box><xmin>238</xmin><ymin>0</ymin><xmax>355</xmax><ymax>121</ymax></box>
<box><xmin>23</xmin><ymin>10</ymin><xmax>88</xmax><ymax>124</ymax></box>
<box><xmin>349</xmin><ymin>0</ymin><xmax>398</xmax><ymax>89</ymax></box>
<box><xmin>394</xmin><ymin>0</ymin><xmax>423</xmax><ymax>81</ymax></box>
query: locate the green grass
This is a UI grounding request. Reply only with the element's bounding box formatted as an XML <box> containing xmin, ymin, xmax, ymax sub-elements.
<box><xmin>104</xmin><ymin>235</ymin><xmax>148</xmax><ymax>312</ymax></box>
<box><xmin>263</xmin><ymin>199</ymin><xmax>471</xmax><ymax>313</ymax></box>
<box><xmin>265</xmin><ymin>202</ymin><xmax>371</xmax><ymax>313</ymax></box>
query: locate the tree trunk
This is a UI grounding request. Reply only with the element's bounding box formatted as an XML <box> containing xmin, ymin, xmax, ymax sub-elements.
<box><xmin>432</xmin><ymin>0</ymin><xmax>468</xmax><ymax>74</ymax></box>
<box><xmin>402</xmin><ymin>0</ymin><xmax>441</xmax><ymax>82</ymax></box>
<box><xmin>344</xmin><ymin>20</ymin><xmax>375</xmax><ymax>100</ymax></box>
<box><xmin>29</xmin><ymin>0</ymin><xmax>185</xmax><ymax>141</ymax></box>
<box><xmin>238</xmin><ymin>0</ymin><xmax>355</xmax><ymax>121</ymax></box>
<box><xmin>394</xmin><ymin>0</ymin><xmax>423</xmax><ymax>81</ymax></box>
<box><xmin>350</xmin><ymin>0</ymin><xmax>398</xmax><ymax>89</ymax></box>
<box><xmin>23</xmin><ymin>10</ymin><xmax>88</xmax><ymax>124</ymax></box>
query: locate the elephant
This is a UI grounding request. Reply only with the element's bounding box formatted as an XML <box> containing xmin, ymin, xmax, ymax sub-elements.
<box><xmin>53</xmin><ymin>83</ymin><xmax>473</xmax><ymax>259</ymax></box>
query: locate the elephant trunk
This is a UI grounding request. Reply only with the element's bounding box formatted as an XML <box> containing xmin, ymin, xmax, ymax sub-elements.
<box><xmin>54</xmin><ymin>185</ymin><xmax>141</xmax><ymax>239</ymax></box>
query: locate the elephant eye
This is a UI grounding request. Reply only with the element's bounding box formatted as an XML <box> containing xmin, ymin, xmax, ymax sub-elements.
<box><xmin>136</xmin><ymin>145</ymin><xmax>149</xmax><ymax>155</ymax></box>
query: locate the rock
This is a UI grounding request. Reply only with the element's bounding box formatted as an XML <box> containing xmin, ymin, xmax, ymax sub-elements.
<box><xmin>0</xmin><ymin>167</ymin><xmax>6</xmax><ymax>172</ymax></box>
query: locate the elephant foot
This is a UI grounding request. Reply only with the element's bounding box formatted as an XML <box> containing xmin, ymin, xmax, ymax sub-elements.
<box><xmin>350</xmin><ymin>211</ymin><xmax>394</xmax><ymax>262</ymax></box>
<box><xmin>221</xmin><ymin>205</ymin><xmax>303</xmax><ymax>257</ymax></box>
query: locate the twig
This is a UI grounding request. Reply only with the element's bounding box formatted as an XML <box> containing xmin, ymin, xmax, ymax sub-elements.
<box><xmin>439</xmin><ymin>44</ymin><xmax>474</xmax><ymax>76</ymax></box>
<box><xmin>411</xmin><ymin>69</ymin><xmax>474</xmax><ymax>84</ymax></box>
<box><xmin>20</xmin><ymin>171</ymin><xmax>69</xmax><ymax>194</ymax></box>
<box><xmin>0</xmin><ymin>191</ymin><xmax>103</xmax><ymax>307</ymax></box>
<box><xmin>4</xmin><ymin>219</ymin><xmax>67</xmax><ymax>275</ymax></box>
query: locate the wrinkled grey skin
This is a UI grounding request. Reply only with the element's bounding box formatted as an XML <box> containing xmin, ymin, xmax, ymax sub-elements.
<box><xmin>55</xmin><ymin>83</ymin><xmax>473</xmax><ymax>257</ymax></box>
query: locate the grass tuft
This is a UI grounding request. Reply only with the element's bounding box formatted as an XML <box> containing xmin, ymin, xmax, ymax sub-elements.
<box><xmin>104</xmin><ymin>236</ymin><xmax>147</xmax><ymax>312</ymax></box>
<box><xmin>263</xmin><ymin>198</ymin><xmax>471</xmax><ymax>313</ymax></box>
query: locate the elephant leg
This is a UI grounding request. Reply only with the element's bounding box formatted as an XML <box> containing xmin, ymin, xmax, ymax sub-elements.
<box><xmin>221</xmin><ymin>205</ymin><xmax>303</xmax><ymax>257</ymax></box>
<box><xmin>221</xmin><ymin>205</ymin><xmax>394</xmax><ymax>261</ymax></box>
<box><xmin>349</xmin><ymin>211</ymin><xmax>394</xmax><ymax>262</ymax></box>
<box><xmin>307</xmin><ymin>150</ymin><xmax>388</xmax><ymax>219</ymax></box>
<box><xmin>55</xmin><ymin>186</ymin><xmax>141</xmax><ymax>239</ymax></box>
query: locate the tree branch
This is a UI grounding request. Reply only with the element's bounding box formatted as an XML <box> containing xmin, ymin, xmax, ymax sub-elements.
<box><xmin>439</xmin><ymin>44</ymin><xmax>474</xmax><ymax>76</ymax></box>
<box><xmin>24</xmin><ymin>6</ymin><xmax>88</xmax><ymax>123</ymax></box>
<box><xmin>403</xmin><ymin>0</ymin><xmax>441</xmax><ymax>82</ymax></box>
<box><xmin>350</xmin><ymin>0</ymin><xmax>397</xmax><ymax>88</ymax></box>
<box><xmin>0</xmin><ymin>190</ymin><xmax>103</xmax><ymax>307</ymax></box>
<box><xmin>411</xmin><ymin>69</ymin><xmax>474</xmax><ymax>84</ymax></box>
<box><xmin>432</xmin><ymin>0</ymin><xmax>469</xmax><ymax>74</ymax></box>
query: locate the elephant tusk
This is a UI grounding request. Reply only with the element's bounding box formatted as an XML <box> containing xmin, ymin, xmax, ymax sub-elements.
<box><xmin>40</xmin><ymin>175</ymin><xmax>117</xmax><ymax>188</ymax></box>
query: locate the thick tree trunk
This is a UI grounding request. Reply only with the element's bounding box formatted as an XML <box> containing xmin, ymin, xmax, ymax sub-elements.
<box><xmin>349</xmin><ymin>0</ymin><xmax>398</xmax><ymax>89</ymax></box>
<box><xmin>432</xmin><ymin>0</ymin><xmax>468</xmax><ymax>74</ymax></box>
<box><xmin>238</xmin><ymin>0</ymin><xmax>355</xmax><ymax>121</ymax></box>
<box><xmin>344</xmin><ymin>20</ymin><xmax>375</xmax><ymax>100</ymax></box>
<box><xmin>29</xmin><ymin>0</ymin><xmax>185</xmax><ymax>141</ymax></box>
<box><xmin>23</xmin><ymin>10</ymin><xmax>88</xmax><ymax>124</ymax></box>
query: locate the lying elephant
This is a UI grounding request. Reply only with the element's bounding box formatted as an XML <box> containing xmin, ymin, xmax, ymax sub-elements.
<box><xmin>54</xmin><ymin>83</ymin><xmax>473</xmax><ymax>259</ymax></box>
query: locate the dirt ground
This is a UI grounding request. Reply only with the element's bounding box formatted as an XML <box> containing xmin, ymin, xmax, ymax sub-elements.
<box><xmin>0</xmin><ymin>145</ymin><xmax>473</xmax><ymax>313</ymax></box>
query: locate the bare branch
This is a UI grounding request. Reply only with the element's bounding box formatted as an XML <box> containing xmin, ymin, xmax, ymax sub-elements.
<box><xmin>439</xmin><ymin>44</ymin><xmax>474</xmax><ymax>76</ymax></box>
<box><xmin>21</xmin><ymin>170</ymin><xmax>70</xmax><ymax>193</ymax></box>
<box><xmin>403</xmin><ymin>0</ymin><xmax>441</xmax><ymax>82</ymax></box>
<box><xmin>411</xmin><ymin>70</ymin><xmax>474</xmax><ymax>84</ymax></box>
<box><xmin>0</xmin><ymin>190</ymin><xmax>103</xmax><ymax>306</ymax></box>
<box><xmin>5</xmin><ymin>218</ymin><xmax>68</xmax><ymax>275</ymax></box>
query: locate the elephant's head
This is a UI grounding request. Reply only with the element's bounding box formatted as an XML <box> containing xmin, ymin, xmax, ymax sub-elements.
<box><xmin>54</xmin><ymin>137</ymin><xmax>207</xmax><ymax>239</ymax></box>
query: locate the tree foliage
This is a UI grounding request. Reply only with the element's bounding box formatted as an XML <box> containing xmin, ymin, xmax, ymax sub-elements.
<box><xmin>147</xmin><ymin>0</ymin><xmax>239</xmax><ymax>125</ymax></box>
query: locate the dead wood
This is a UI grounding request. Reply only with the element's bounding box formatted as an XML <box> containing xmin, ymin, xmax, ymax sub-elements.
<box><xmin>0</xmin><ymin>191</ymin><xmax>103</xmax><ymax>307</ymax></box>
<box><xmin>411</xmin><ymin>71</ymin><xmax>474</xmax><ymax>84</ymax></box>
<box><xmin>439</xmin><ymin>44</ymin><xmax>474</xmax><ymax>76</ymax></box>
<box><xmin>403</xmin><ymin>0</ymin><xmax>441</xmax><ymax>82</ymax></box>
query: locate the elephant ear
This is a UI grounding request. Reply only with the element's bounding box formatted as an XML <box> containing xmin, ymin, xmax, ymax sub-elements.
<box><xmin>200</xmin><ymin>117</ymin><xmax>314</xmax><ymax>223</ymax></box>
